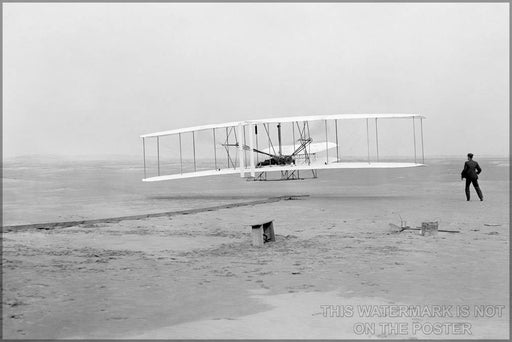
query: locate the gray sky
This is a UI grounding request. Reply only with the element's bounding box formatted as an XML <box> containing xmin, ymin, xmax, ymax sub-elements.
<box><xmin>3</xmin><ymin>3</ymin><xmax>509</xmax><ymax>159</ymax></box>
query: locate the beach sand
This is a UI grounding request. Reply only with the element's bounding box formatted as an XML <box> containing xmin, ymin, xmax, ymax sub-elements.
<box><xmin>2</xmin><ymin>158</ymin><xmax>509</xmax><ymax>339</ymax></box>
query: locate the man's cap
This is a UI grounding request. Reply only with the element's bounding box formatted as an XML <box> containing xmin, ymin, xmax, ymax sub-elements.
<box><xmin>467</xmin><ymin>153</ymin><xmax>474</xmax><ymax>158</ymax></box>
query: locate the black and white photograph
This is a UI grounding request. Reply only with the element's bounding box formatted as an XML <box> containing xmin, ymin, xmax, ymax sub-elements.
<box><xmin>2</xmin><ymin>2</ymin><xmax>509</xmax><ymax>339</ymax></box>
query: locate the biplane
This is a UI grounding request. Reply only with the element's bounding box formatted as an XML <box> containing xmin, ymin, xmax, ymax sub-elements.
<box><xmin>140</xmin><ymin>114</ymin><xmax>425</xmax><ymax>182</ymax></box>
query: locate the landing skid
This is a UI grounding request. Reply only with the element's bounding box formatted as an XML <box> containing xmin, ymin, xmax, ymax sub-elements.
<box><xmin>247</xmin><ymin>169</ymin><xmax>318</xmax><ymax>181</ymax></box>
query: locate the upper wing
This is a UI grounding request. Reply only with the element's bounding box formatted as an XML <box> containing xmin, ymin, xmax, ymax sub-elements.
<box><xmin>140</xmin><ymin>114</ymin><xmax>425</xmax><ymax>139</ymax></box>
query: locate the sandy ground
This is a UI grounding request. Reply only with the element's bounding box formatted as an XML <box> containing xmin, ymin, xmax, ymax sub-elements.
<box><xmin>2</xmin><ymin>171</ymin><xmax>509</xmax><ymax>339</ymax></box>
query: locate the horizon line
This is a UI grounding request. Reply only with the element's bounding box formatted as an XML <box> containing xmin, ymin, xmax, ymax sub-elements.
<box><xmin>3</xmin><ymin>153</ymin><xmax>510</xmax><ymax>161</ymax></box>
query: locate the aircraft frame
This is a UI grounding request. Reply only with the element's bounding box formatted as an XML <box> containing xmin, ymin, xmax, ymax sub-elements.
<box><xmin>140</xmin><ymin>114</ymin><xmax>426</xmax><ymax>182</ymax></box>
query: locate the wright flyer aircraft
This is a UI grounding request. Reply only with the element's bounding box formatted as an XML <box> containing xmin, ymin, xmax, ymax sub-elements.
<box><xmin>140</xmin><ymin>114</ymin><xmax>426</xmax><ymax>182</ymax></box>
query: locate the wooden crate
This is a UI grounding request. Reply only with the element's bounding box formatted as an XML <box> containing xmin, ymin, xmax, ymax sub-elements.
<box><xmin>251</xmin><ymin>221</ymin><xmax>275</xmax><ymax>247</ymax></box>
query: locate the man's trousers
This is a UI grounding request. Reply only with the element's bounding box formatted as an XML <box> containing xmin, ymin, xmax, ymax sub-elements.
<box><xmin>465</xmin><ymin>178</ymin><xmax>483</xmax><ymax>201</ymax></box>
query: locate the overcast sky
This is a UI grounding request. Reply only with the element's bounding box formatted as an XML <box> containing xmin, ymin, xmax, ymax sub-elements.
<box><xmin>3</xmin><ymin>3</ymin><xmax>509</xmax><ymax>159</ymax></box>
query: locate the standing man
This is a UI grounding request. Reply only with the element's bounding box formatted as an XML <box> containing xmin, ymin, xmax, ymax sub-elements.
<box><xmin>461</xmin><ymin>153</ymin><xmax>484</xmax><ymax>201</ymax></box>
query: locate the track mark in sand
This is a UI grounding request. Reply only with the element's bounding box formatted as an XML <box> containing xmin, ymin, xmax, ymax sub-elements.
<box><xmin>3</xmin><ymin>195</ymin><xmax>309</xmax><ymax>232</ymax></box>
<box><xmin>212</xmin><ymin>317</ymin><xmax>236</xmax><ymax>320</ymax></box>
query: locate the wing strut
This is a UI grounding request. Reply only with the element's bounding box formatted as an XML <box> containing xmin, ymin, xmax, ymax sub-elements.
<box><xmin>237</xmin><ymin>124</ymin><xmax>245</xmax><ymax>177</ymax></box>
<box><xmin>157</xmin><ymin>136</ymin><xmax>160</xmax><ymax>176</ymax></box>
<box><xmin>255</xmin><ymin>125</ymin><xmax>259</xmax><ymax>165</ymax></box>
<box><xmin>224</xmin><ymin>127</ymin><xmax>237</xmax><ymax>169</ymax></box>
<box><xmin>142</xmin><ymin>137</ymin><xmax>146</xmax><ymax>179</ymax></box>
<box><xmin>420</xmin><ymin>118</ymin><xmax>425</xmax><ymax>164</ymax></box>
<box><xmin>192</xmin><ymin>131</ymin><xmax>196</xmax><ymax>172</ymax></box>
<box><xmin>213</xmin><ymin>128</ymin><xmax>217</xmax><ymax>170</ymax></box>
<box><xmin>412</xmin><ymin>117</ymin><xmax>417</xmax><ymax>164</ymax></box>
<box><xmin>295</xmin><ymin>121</ymin><xmax>311</xmax><ymax>165</ymax></box>
<box><xmin>324</xmin><ymin>120</ymin><xmax>329</xmax><ymax>164</ymax></box>
<box><xmin>375</xmin><ymin>118</ymin><xmax>379</xmax><ymax>162</ymax></box>
<box><xmin>335</xmin><ymin>119</ymin><xmax>340</xmax><ymax>162</ymax></box>
<box><xmin>277</xmin><ymin>123</ymin><xmax>282</xmax><ymax>156</ymax></box>
<box><xmin>243</xmin><ymin>125</ymin><xmax>248</xmax><ymax>166</ymax></box>
<box><xmin>292</xmin><ymin>122</ymin><xmax>296</xmax><ymax>153</ymax></box>
<box><xmin>366</xmin><ymin>119</ymin><xmax>370</xmax><ymax>164</ymax></box>
<box><xmin>224</xmin><ymin>127</ymin><xmax>231</xmax><ymax>168</ymax></box>
<box><xmin>179</xmin><ymin>133</ymin><xmax>183</xmax><ymax>174</ymax></box>
<box><xmin>248</xmin><ymin>124</ymin><xmax>255</xmax><ymax>177</ymax></box>
<box><xmin>263</xmin><ymin>123</ymin><xmax>277</xmax><ymax>156</ymax></box>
